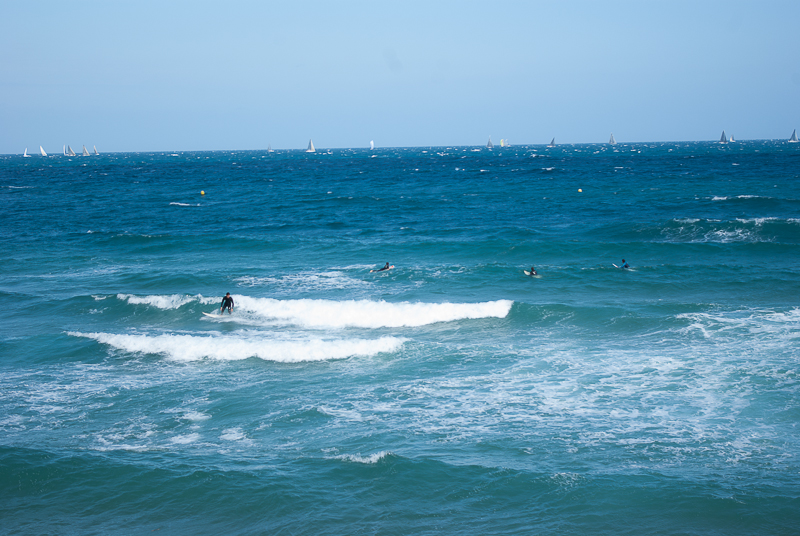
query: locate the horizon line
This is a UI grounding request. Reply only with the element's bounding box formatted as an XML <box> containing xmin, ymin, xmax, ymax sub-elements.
<box><xmin>6</xmin><ymin>137</ymin><xmax>799</xmax><ymax>156</ymax></box>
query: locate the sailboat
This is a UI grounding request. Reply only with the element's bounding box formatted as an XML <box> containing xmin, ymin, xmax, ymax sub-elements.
<box><xmin>63</xmin><ymin>145</ymin><xmax>66</xmax><ymax>156</ymax></box>
<box><xmin>609</xmin><ymin>133</ymin><xmax>617</xmax><ymax>145</ymax></box>
<box><xmin>23</xmin><ymin>148</ymin><xmax>31</xmax><ymax>157</ymax></box>
<box><xmin>500</xmin><ymin>139</ymin><xmax>506</xmax><ymax>147</ymax></box>
<box><xmin>719</xmin><ymin>131</ymin><xmax>727</xmax><ymax>143</ymax></box>
<box><xmin>789</xmin><ymin>129</ymin><xmax>798</xmax><ymax>143</ymax></box>
<box><xmin>267</xmin><ymin>144</ymin><xmax>274</xmax><ymax>152</ymax></box>
<box><xmin>729</xmin><ymin>135</ymin><xmax>735</xmax><ymax>142</ymax></box>
<box><xmin>306</xmin><ymin>139</ymin><xmax>315</xmax><ymax>153</ymax></box>
<box><xmin>82</xmin><ymin>145</ymin><xmax>90</xmax><ymax>156</ymax></box>
<box><xmin>486</xmin><ymin>136</ymin><xmax>493</xmax><ymax>149</ymax></box>
<box><xmin>40</xmin><ymin>146</ymin><xmax>47</xmax><ymax>156</ymax></box>
<box><xmin>67</xmin><ymin>145</ymin><xmax>76</xmax><ymax>156</ymax></box>
<box><xmin>547</xmin><ymin>138</ymin><xmax>556</xmax><ymax>148</ymax></box>
<box><xmin>93</xmin><ymin>145</ymin><xmax>99</xmax><ymax>155</ymax></box>
<box><xmin>370</xmin><ymin>140</ymin><xmax>375</xmax><ymax>150</ymax></box>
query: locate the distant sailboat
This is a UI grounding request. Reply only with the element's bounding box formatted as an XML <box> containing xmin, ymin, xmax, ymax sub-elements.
<box><xmin>93</xmin><ymin>145</ymin><xmax>99</xmax><ymax>155</ymax></box>
<box><xmin>370</xmin><ymin>140</ymin><xmax>375</xmax><ymax>150</ymax></box>
<box><xmin>267</xmin><ymin>144</ymin><xmax>274</xmax><ymax>152</ymax></box>
<box><xmin>39</xmin><ymin>146</ymin><xmax>47</xmax><ymax>156</ymax></box>
<box><xmin>547</xmin><ymin>138</ymin><xmax>556</xmax><ymax>148</ymax></box>
<box><xmin>487</xmin><ymin>136</ymin><xmax>493</xmax><ymax>149</ymax></box>
<box><xmin>789</xmin><ymin>129</ymin><xmax>798</xmax><ymax>143</ymax></box>
<box><xmin>67</xmin><ymin>145</ymin><xmax>76</xmax><ymax>156</ymax></box>
<box><xmin>609</xmin><ymin>133</ymin><xmax>617</xmax><ymax>145</ymax></box>
<box><xmin>23</xmin><ymin>148</ymin><xmax>31</xmax><ymax>157</ymax></box>
<box><xmin>500</xmin><ymin>139</ymin><xmax>505</xmax><ymax>147</ymax></box>
<box><xmin>63</xmin><ymin>145</ymin><xmax>66</xmax><ymax>156</ymax></box>
<box><xmin>729</xmin><ymin>135</ymin><xmax>735</xmax><ymax>142</ymax></box>
<box><xmin>82</xmin><ymin>145</ymin><xmax>90</xmax><ymax>156</ymax></box>
<box><xmin>719</xmin><ymin>131</ymin><xmax>727</xmax><ymax>143</ymax></box>
<box><xmin>306</xmin><ymin>139</ymin><xmax>315</xmax><ymax>153</ymax></box>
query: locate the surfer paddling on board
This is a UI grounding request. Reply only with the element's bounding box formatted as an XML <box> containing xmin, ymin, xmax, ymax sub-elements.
<box><xmin>529</xmin><ymin>266</ymin><xmax>537</xmax><ymax>276</ymax></box>
<box><xmin>620</xmin><ymin>259</ymin><xmax>630</xmax><ymax>269</ymax></box>
<box><xmin>370</xmin><ymin>262</ymin><xmax>392</xmax><ymax>273</ymax></box>
<box><xmin>220</xmin><ymin>293</ymin><xmax>234</xmax><ymax>314</ymax></box>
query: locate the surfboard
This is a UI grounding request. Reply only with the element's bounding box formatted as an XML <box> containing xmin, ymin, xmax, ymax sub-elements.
<box><xmin>203</xmin><ymin>312</ymin><xmax>221</xmax><ymax>318</ymax></box>
<box><xmin>370</xmin><ymin>265</ymin><xmax>394</xmax><ymax>273</ymax></box>
<box><xmin>524</xmin><ymin>270</ymin><xmax>540</xmax><ymax>277</ymax></box>
<box><xmin>613</xmin><ymin>264</ymin><xmax>629</xmax><ymax>269</ymax></box>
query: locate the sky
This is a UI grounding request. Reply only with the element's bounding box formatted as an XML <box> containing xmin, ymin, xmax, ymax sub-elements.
<box><xmin>2</xmin><ymin>1</ymin><xmax>799</xmax><ymax>152</ymax></box>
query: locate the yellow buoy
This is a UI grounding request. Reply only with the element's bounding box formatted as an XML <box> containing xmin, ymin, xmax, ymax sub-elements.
<box><xmin>578</xmin><ymin>188</ymin><xmax>583</xmax><ymax>193</ymax></box>
<box><xmin>201</xmin><ymin>190</ymin><xmax>205</xmax><ymax>195</ymax></box>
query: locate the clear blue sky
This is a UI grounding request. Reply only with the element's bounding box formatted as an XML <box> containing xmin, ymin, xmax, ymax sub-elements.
<box><xmin>2</xmin><ymin>1</ymin><xmax>798</xmax><ymax>152</ymax></box>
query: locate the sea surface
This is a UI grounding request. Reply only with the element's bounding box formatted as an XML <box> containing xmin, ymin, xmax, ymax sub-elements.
<box><xmin>1</xmin><ymin>141</ymin><xmax>799</xmax><ymax>534</ymax></box>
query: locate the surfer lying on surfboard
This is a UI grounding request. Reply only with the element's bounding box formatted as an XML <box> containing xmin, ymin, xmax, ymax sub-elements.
<box><xmin>220</xmin><ymin>293</ymin><xmax>234</xmax><ymax>314</ymax></box>
<box><xmin>370</xmin><ymin>262</ymin><xmax>393</xmax><ymax>273</ymax></box>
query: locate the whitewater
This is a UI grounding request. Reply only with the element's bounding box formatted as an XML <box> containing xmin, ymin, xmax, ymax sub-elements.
<box><xmin>1</xmin><ymin>141</ymin><xmax>799</xmax><ymax>535</ymax></box>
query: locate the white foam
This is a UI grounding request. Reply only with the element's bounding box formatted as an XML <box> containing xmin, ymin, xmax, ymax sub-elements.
<box><xmin>735</xmin><ymin>217</ymin><xmax>779</xmax><ymax>225</ymax></box>
<box><xmin>117</xmin><ymin>293</ymin><xmax>215</xmax><ymax>309</ymax></box>
<box><xmin>333</xmin><ymin>451</ymin><xmax>392</xmax><ymax>464</ymax></box>
<box><xmin>677</xmin><ymin>308</ymin><xmax>800</xmax><ymax>339</ymax></box>
<box><xmin>69</xmin><ymin>331</ymin><xmax>406</xmax><ymax>362</ymax></box>
<box><xmin>234</xmin><ymin>297</ymin><xmax>513</xmax><ymax>329</ymax></box>
<box><xmin>183</xmin><ymin>411</ymin><xmax>210</xmax><ymax>421</ymax></box>
<box><xmin>169</xmin><ymin>202</ymin><xmax>201</xmax><ymax>207</ymax></box>
<box><xmin>170</xmin><ymin>433</ymin><xmax>200</xmax><ymax>444</ymax></box>
<box><xmin>220</xmin><ymin>428</ymin><xmax>246</xmax><ymax>441</ymax></box>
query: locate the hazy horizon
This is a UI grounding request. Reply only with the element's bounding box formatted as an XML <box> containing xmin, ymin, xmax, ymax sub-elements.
<box><xmin>2</xmin><ymin>1</ymin><xmax>798</xmax><ymax>154</ymax></box>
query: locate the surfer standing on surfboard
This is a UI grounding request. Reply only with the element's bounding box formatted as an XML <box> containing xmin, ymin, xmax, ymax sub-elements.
<box><xmin>220</xmin><ymin>293</ymin><xmax>234</xmax><ymax>314</ymax></box>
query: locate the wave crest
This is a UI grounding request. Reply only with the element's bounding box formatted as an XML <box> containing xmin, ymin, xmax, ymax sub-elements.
<box><xmin>234</xmin><ymin>297</ymin><xmax>513</xmax><ymax>328</ymax></box>
<box><xmin>70</xmin><ymin>331</ymin><xmax>405</xmax><ymax>362</ymax></box>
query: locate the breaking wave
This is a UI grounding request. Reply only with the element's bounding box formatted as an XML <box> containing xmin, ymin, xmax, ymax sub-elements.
<box><xmin>233</xmin><ymin>296</ymin><xmax>513</xmax><ymax>328</ymax></box>
<box><xmin>70</xmin><ymin>331</ymin><xmax>405</xmax><ymax>362</ymax></box>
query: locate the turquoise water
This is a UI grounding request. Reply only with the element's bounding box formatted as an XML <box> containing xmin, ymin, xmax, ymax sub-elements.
<box><xmin>2</xmin><ymin>142</ymin><xmax>799</xmax><ymax>534</ymax></box>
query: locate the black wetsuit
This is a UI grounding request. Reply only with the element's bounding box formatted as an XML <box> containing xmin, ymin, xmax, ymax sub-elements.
<box><xmin>220</xmin><ymin>295</ymin><xmax>234</xmax><ymax>313</ymax></box>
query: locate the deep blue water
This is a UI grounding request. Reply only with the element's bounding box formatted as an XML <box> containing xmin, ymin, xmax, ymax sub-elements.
<box><xmin>2</xmin><ymin>141</ymin><xmax>799</xmax><ymax>534</ymax></box>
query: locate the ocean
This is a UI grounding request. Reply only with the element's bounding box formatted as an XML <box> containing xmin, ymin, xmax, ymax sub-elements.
<box><xmin>1</xmin><ymin>141</ymin><xmax>799</xmax><ymax>534</ymax></box>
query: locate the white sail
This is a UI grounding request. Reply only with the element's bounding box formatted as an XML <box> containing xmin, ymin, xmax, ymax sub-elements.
<box><xmin>548</xmin><ymin>138</ymin><xmax>556</xmax><ymax>147</ymax></box>
<box><xmin>93</xmin><ymin>145</ymin><xmax>99</xmax><ymax>155</ymax></box>
<box><xmin>40</xmin><ymin>146</ymin><xmax>47</xmax><ymax>156</ymax></box>
<box><xmin>63</xmin><ymin>145</ymin><xmax>66</xmax><ymax>155</ymax></box>
<box><xmin>789</xmin><ymin>129</ymin><xmax>798</xmax><ymax>143</ymax></box>
<box><xmin>23</xmin><ymin>148</ymin><xmax>30</xmax><ymax>157</ymax></box>
<box><xmin>306</xmin><ymin>139</ymin><xmax>315</xmax><ymax>153</ymax></box>
<box><xmin>500</xmin><ymin>139</ymin><xmax>505</xmax><ymax>147</ymax></box>
<box><xmin>609</xmin><ymin>133</ymin><xmax>617</xmax><ymax>145</ymax></box>
<box><xmin>267</xmin><ymin>144</ymin><xmax>273</xmax><ymax>152</ymax></box>
<box><xmin>720</xmin><ymin>131</ymin><xmax>727</xmax><ymax>143</ymax></box>
<box><xmin>487</xmin><ymin>136</ymin><xmax>493</xmax><ymax>149</ymax></box>
<box><xmin>729</xmin><ymin>135</ymin><xmax>735</xmax><ymax>142</ymax></box>
<box><xmin>67</xmin><ymin>145</ymin><xmax>76</xmax><ymax>156</ymax></box>
<box><xmin>370</xmin><ymin>140</ymin><xmax>374</xmax><ymax>150</ymax></box>
<box><xmin>82</xmin><ymin>145</ymin><xmax>90</xmax><ymax>156</ymax></box>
